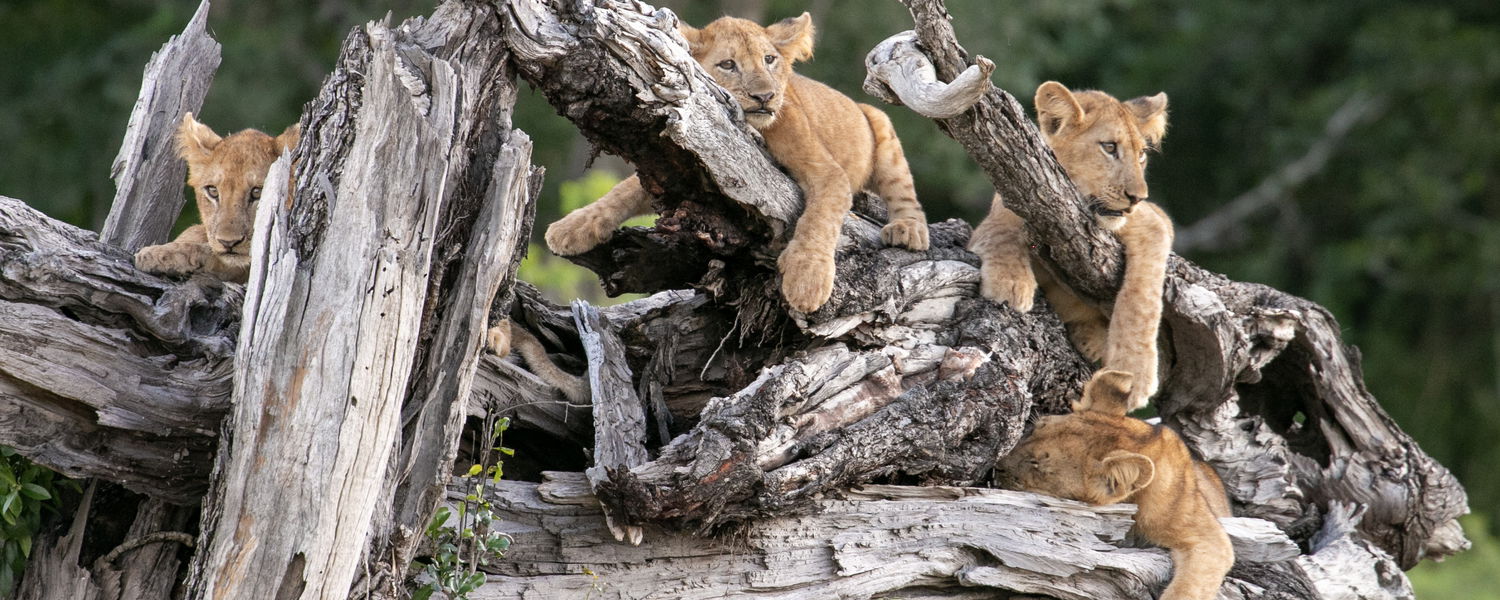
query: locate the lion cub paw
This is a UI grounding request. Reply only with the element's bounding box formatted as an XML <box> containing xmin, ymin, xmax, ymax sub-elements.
<box><xmin>881</xmin><ymin>218</ymin><xmax>930</xmax><ymax>251</ymax></box>
<box><xmin>979</xmin><ymin>263</ymin><xmax>1037</xmax><ymax>312</ymax></box>
<box><xmin>778</xmin><ymin>247</ymin><xmax>835</xmax><ymax>313</ymax></box>
<box><xmin>134</xmin><ymin>242</ymin><xmax>210</xmax><ymax>277</ymax></box>
<box><xmin>545</xmin><ymin>210</ymin><xmax>617</xmax><ymax>256</ymax></box>
<box><xmin>486</xmin><ymin>321</ymin><xmax>512</xmax><ymax>357</ymax></box>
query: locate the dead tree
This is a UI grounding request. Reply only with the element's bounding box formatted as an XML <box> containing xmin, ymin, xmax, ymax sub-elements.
<box><xmin>0</xmin><ymin>0</ymin><xmax>1468</xmax><ymax>599</ymax></box>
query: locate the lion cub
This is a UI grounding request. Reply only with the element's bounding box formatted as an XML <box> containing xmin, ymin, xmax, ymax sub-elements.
<box><xmin>544</xmin><ymin>13</ymin><xmax>930</xmax><ymax>313</ymax></box>
<box><xmin>970</xmin><ymin>82</ymin><xmax>1172</xmax><ymax>410</ymax></box>
<box><xmin>134</xmin><ymin>113</ymin><xmax>298</xmax><ymax>283</ymax></box>
<box><xmin>999</xmin><ymin>370</ymin><xmax>1233</xmax><ymax>600</ymax></box>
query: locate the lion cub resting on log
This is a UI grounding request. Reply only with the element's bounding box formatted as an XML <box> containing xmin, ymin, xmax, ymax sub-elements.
<box><xmin>998</xmin><ymin>370</ymin><xmax>1233</xmax><ymax>600</ymax></box>
<box><xmin>970</xmin><ymin>82</ymin><xmax>1172</xmax><ymax>410</ymax></box>
<box><xmin>134</xmin><ymin>113</ymin><xmax>298</xmax><ymax>283</ymax></box>
<box><xmin>544</xmin><ymin>12</ymin><xmax>930</xmax><ymax>313</ymax></box>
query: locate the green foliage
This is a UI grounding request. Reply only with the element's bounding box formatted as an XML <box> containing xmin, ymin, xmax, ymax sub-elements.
<box><xmin>415</xmin><ymin>417</ymin><xmax>514</xmax><ymax>600</ymax></box>
<box><xmin>0</xmin><ymin>447</ymin><xmax>75</xmax><ymax>597</ymax></box>
<box><xmin>1410</xmin><ymin>515</ymin><xmax>1500</xmax><ymax>600</ymax></box>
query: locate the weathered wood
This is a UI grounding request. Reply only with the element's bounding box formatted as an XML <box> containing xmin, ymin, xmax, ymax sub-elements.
<box><xmin>866</xmin><ymin>1</ymin><xmax>1468</xmax><ymax>569</ymax></box>
<box><xmin>574</xmin><ymin>300</ymin><xmax>648</xmax><ymax>544</ymax></box>
<box><xmin>467</xmin><ymin>473</ymin><xmax>1353</xmax><ymax>600</ymax></box>
<box><xmin>100</xmin><ymin>0</ymin><xmax>220</xmax><ymax>252</ymax></box>
<box><xmin>0</xmin><ymin>196</ymin><xmax>233</xmax><ymax>503</ymax></box>
<box><xmin>184</xmin><ymin>3</ymin><xmax>536</xmax><ymax>597</ymax></box>
<box><xmin>862</xmin><ymin>31</ymin><xmax>995</xmax><ymax>119</ymax></box>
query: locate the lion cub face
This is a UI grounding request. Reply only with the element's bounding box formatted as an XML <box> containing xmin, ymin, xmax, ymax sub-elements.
<box><xmin>1035</xmin><ymin>82</ymin><xmax>1168</xmax><ymax>231</ymax></box>
<box><xmin>176</xmin><ymin>113</ymin><xmax>298</xmax><ymax>260</ymax></box>
<box><xmin>997</xmin><ymin>371</ymin><xmax>1158</xmax><ymax>505</ymax></box>
<box><xmin>678</xmin><ymin>13</ymin><xmax>815</xmax><ymax>129</ymax></box>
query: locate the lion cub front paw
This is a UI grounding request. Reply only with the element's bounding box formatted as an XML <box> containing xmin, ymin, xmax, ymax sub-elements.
<box><xmin>545</xmin><ymin>210</ymin><xmax>618</xmax><ymax>256</ymax></box>
<box><xmin>778</xmin><ymin>247</ymin><xmax>835</xmax><ymax>313</ymax></box>
<box><xmin>979</xmin><ymin>263</ymin><xmax>1037</xmax><ymax>312</ymax></box>
<box><xmin>881</xmin><ymin>218</ymin><xmax>929</xmax><ymax>251</ymax></box>
<box><xmin>134</xmin><ymin>243</ymin><xmax>210</xmax><ymax>277</ymax></box>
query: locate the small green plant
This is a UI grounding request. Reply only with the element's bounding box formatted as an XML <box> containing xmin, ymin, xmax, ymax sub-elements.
<box><xmin>413</xmin><ymin>417</ymin><xmax>514</xmax><ymax>600</ymax></box>
<box><xmin>0</xmin><ymin>447</ymin><xmax>76</xmax><ymax>596</ymax></box>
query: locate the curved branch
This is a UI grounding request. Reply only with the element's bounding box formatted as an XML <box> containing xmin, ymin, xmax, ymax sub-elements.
<box><xmin>862</xmin><ymin>31</ymin><xmax>995</xmax><ymax>119</ymax></box>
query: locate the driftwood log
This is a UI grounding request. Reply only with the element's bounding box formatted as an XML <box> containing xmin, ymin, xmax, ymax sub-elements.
<box><xmin>0</xmin><ymin>0</ymin><xmax>1469</xmax><ymax>598</ymax></box>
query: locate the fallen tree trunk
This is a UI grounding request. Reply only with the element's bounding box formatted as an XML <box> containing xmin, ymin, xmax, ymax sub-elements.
<box><xmin>469</xmin><ymin>472</ymin><xmax>1413</xmax><ymax>600</ymax></box>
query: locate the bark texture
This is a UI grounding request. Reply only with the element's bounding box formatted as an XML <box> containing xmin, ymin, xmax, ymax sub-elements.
<box><xmin>181</xmin><ymin>3</ymin><xmax>537</xmax><ymax>598</ymax></box>
<box><xmin>100</xmin><ymin>0</ymin><xmax>220</xmax><ymax>253</ymax></box>
<box><xmin>0</xmin><ymin>0</ymin><xmax>1470</xmax><ymax>598</ymax></box>
<box><xmin>862</xmin><ymin>0</ymin><xmax>1468</xmax><ymax>569</ymax></box>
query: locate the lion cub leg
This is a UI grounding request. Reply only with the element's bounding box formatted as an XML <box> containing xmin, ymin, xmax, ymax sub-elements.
<box><xmin>1039</xmin><ymin>272</ymin><xmax>1110</xmax><ymax>362</ymax></box>
<box><xmin>545</xmin><ymin>173</ymin><xmax>654</xmax><ymax>256</ymax></box>
<box><xmin>858</xmin><ymin>104</ymin><xmax>928</xmax><ymax>251</ymax></box>
<box><xmin>134</xmin><ymin>225</ymin><xmax>216</xmax><ymax>278</ymax></box>
<box><xmin>969</xmin><ymin>196</ymin><xmax>1038</xmax><ymax>311</ymax></box>
<box><xmin>1104</xmin><ymin>203</ymin><xmax>1174</xmax><ymax>411</ymax></box>
<box><xmin>486</xmin><ymin>319</ymin><xmax>590</xmax><ymax>405</ymax></box>
<box><xmin>1158</xmin><ymin>524</ymin><xmax>1234</xmax><ymax>600</ymax></box>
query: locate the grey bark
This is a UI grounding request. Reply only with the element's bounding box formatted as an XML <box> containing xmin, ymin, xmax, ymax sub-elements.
<box><xmin>178</xmin><ymin>3</ymin><xmax>537</xmax><ymax>598</ymax></box>
<box><xmin>862</xmin><ymin>0</ymin><xmax>1469</xmax><ymax>570</ymax></box>
<box><xmin>464</xmin><ymin>473</ymin><xmax>1409</xmax><ymax>600</ymax></box>
<box><xmin>0</xmin><ymin>0</ymin><xmax>1471</xmax><ymax>598</ymax></box>
<box><xmin>100</xmin><ymin>0</ymin><xmax>220</xmax><ymax>252</ymax></box>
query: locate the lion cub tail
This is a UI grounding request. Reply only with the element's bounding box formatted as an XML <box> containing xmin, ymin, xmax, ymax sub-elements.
<box><xmin>487</xmin><ymin>319</ymin><xmax>590</xmax><ymax>405</ymax></box>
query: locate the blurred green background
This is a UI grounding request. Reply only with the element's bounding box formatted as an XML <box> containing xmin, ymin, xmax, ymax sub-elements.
<box><xmin>0</xmin><ymin>0</ymin><xmax>1496</xmax><ymax>594</ymax></box>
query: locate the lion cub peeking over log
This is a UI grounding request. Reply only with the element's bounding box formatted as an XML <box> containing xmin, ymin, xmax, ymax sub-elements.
<box><xmin>999</xmin><ymin>370</ymin><xmax>1233</xmax><ymax>600</ymax></box>
<box><xmin>970</xmin><ymin>82</ymin><xmax>1172</xmax><ymax>410</ymax></box>
<box><xmin>544</xmin><ymin>13</ymin><xmax>930</xmax><ymax>313</ymax></box>
<box><xmin>133</xmin><ymin>113</ymin><xmax>298</xmax><ymax>283</ymax></box>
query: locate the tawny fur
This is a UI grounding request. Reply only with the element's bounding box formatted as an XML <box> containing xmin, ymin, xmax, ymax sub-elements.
<box><xmin>133</xmin><ymin>113</ymin><xmax>299</xmax><ymax>283</ymax></box>
<box><xmin>999</xmin><ymin>370</ymin><xmax>1234</xmax><ymax>600</ymax></box>
<box><xmin>486</xmin><ymin>319</ymin><xmax>589</xmax><ymax>405</ymax></box>
<box><xmin>544</xmin><ymin>13</ymin><xmax>929</xmax><ymax>313</ymax></box>
<box><xmin>969</xmin><ymin>82</ymin><xmax>1173</xmax><ymax>410</ymax></box>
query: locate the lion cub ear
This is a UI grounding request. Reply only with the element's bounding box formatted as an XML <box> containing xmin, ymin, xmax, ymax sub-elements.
<box><xmin>1097</xmin><ymin>450</ymin><xmax>1155</xmax><ymax>502</ymax></box>
<box><xmin>1125</xmin><ymin>92</ymin><xmax>1168</xmax><ymax>148</ymax></box>
<box><xmin>677</xmin><ymin>20</ymin><xmax>702</xmax><ymax>53</ymax></box>
<box><xmin>177</xmin><ymin>112</ymin><xmax>222</xmax><ymax>164</ymax></box>
<box><xmin>765</xmin><ymin>12</ymin><xmax>814</xmax><ymax>63</ymax></box>
<box><xmin>1073</xmin><ymin>370</ymin><xmax>1134</xmax><ymax>415</ymax></box>
<box><xmin>1034</xmin><ymin>81</ymin><xmax>1084</xmax><ymax>138</ymax></box>
<box><xmin>275</xmin><ymin>123</ymin><xmax>301</xmax><ymax>154</ymax></box>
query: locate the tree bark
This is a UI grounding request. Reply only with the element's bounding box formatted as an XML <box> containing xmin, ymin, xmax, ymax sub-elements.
<box><xmin>180</xmin><ymin>2</ymin><xmax>536</xmax><ymax>598</ymax></box>
<box><xmin>864</xmin><ymin>0</ymin><xmax>1469</xmax><ymax>569</ymax></box>
<box><xmin>0</xmin><ymin>0</ymin><xmax>1472</xmax><ymax>598</ymax></box>
<box><xmin>100</xmin><ymin>0</ymin><xmax>220</xmax><ymax>252</ymax></box>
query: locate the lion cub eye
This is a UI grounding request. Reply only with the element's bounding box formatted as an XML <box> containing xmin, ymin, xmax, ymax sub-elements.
<box><xmin>716</xmin><ymin>59</ymin><xmax>737</xmax><ymax>71</ymax></box>
<box><xmin>1099</xmin><ymin>142</ymin><xmax>1119</xmax><ymax>158</ymax></box>
<box><xmin>251</xmin><ymin>186</ymin><xmax>262</xmax><ymax>200</ymax></box>
<box><xmin>1138</xmin><ymin>152</ymin><xmax>1148</xmax><ymax>165</ymax></box>
<box><xmin>764</xmin><ymin>54</ymin><xmax>776</xmax><ymax>65</ymax></box>
<box><xmin>204</xmin><ymin>185</ymin><xmax>219</xmax><ymax>200</ymax></box>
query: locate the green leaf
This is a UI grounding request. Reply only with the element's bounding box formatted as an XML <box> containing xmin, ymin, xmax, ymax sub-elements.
<box><xmin>19</xmin><ymin>483</ymin><xmax>50</xmax><ymax>501</ymax></box>
<box><xmin>411</xmin><ymin>585</ymin><xmax>435</xmax><ymax>600</ymax></box>
<box><xmin>16</xmin><ymin>534</ymin><xmax>29</xmax><ymax>559</ymax></box>
<box><xmin>466</xmin><ymin>464</ymin><xmax>483</xmax><ymax>477</ymax></box>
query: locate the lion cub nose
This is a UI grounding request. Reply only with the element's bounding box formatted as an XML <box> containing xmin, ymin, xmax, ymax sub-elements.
<box><xmin>1125</xmin><ymin>192</ymin><xmax>1145</xmax><ymax>206</ymax></box>
<box><xmin>749</xmin><ymin>91</ymin><xmax>776</xmax><ymax>104</ymax></box>
<box><xmin>217</xmin><ymin>236</ymin><xmax>246</xmax><ymax>251</ymax></box>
